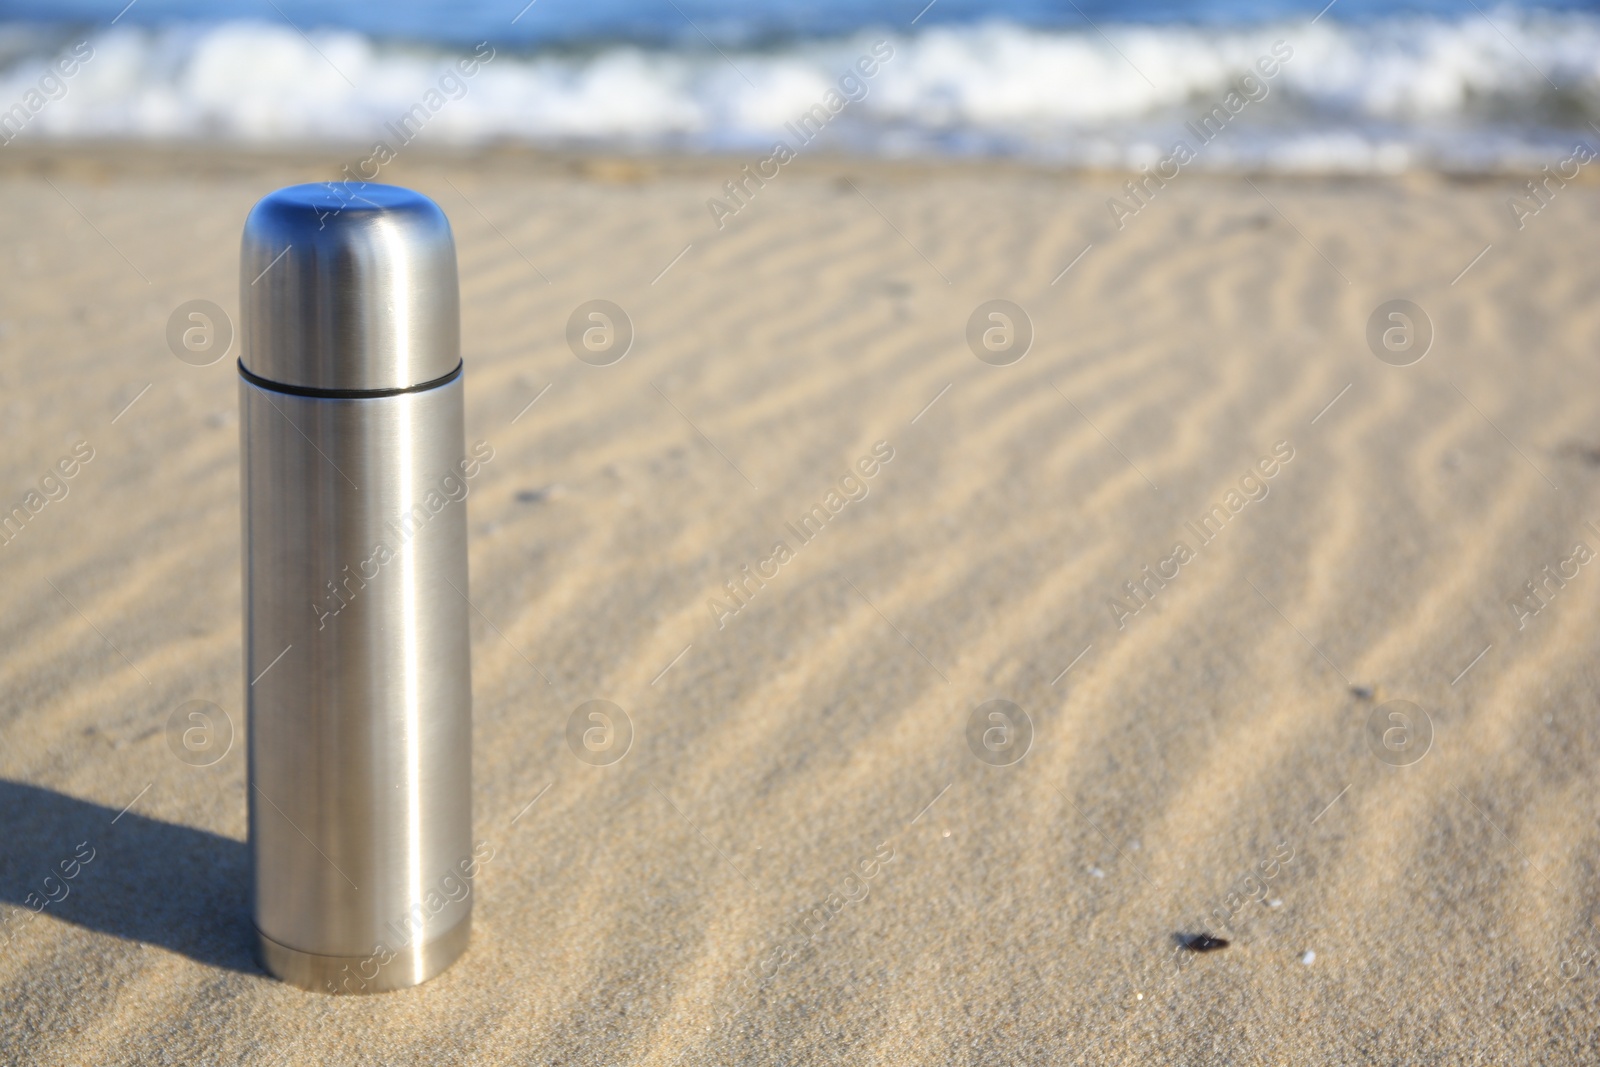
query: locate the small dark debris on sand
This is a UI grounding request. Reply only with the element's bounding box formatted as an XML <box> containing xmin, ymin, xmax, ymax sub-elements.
<box><xmin>515</xmin><ymin>485</ymin><xmax>563</xmax><ymax>504</ymax></box>
<box><xmin>1557</xmin><ymin>441</ymin><xmax>1600</xmax><ymax>467</ymax></box>
<box><xmin>1175</xmin><ymin>933</ymin><xmax>1230</xmax><ymax>952</ymax></box>
<box><xmin>1349</xmin><ymin>684</ymin><xmax>1374</xmax><ymax>700</ymax></box>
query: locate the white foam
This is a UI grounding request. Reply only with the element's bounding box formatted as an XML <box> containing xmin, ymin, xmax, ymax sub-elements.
<box><xmin>0</xmin><ymin>11</ymin><xmax>1596</xmax><ymax>169</ymax></box>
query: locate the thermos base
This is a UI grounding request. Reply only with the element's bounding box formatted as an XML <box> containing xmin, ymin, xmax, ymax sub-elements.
<box><xmin>256</xmin><ymin>916</ymin><xmax>471</xmax><ymax>995</ymax></box>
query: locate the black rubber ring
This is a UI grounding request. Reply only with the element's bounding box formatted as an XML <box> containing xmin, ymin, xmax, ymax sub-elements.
<box><xmin>238</xmin><ymin>359</ymin><xmax>463</xmax><ymax>399</ymax></box>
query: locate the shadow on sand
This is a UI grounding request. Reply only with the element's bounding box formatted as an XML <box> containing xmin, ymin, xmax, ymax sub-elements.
<box><xmin>0</xmin><ymin>778</ymin><xmax>257</xmax><ymax>974</ymax></box>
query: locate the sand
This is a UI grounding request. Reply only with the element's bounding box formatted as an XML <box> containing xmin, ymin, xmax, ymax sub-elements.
<box><xmin>0</xmin><ymin>143</ymin><xmax>1598</xmax><ymax>1064</ymax></box>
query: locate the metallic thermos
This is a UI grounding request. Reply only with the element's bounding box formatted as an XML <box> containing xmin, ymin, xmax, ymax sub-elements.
<box><xmin>240</xmin><ymin>184</ymin><xmax>473</xmax><ymax>994</ymax></box>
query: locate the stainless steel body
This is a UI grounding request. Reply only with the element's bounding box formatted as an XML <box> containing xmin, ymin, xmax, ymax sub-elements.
<box><xmin>240</xmin><ymin>184</ymin><xmax>473</xmax><ymax>994</ymax></box>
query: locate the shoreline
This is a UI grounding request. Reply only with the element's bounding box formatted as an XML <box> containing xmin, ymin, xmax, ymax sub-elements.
<box><xmin>2</xmin><ymin>138</ymin><xmax>1594</xmax><ymax>185</ymax></box>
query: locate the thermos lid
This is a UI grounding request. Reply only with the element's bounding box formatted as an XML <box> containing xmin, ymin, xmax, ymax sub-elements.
<box><xmin>240</xmin><ymin>183</ymin><xmax>460</xmax><ymax>393</ymax></box>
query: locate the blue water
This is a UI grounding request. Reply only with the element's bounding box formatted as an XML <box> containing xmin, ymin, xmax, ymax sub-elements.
<box><xmin>0</xmin><ymin>0</ymin><xmax>1596</xmax><ymax>167</ymax></box>
<box><xmin>3</xmin><ymin>0</ymin><xmax>1598</xmax><ymax>45</ymax></box>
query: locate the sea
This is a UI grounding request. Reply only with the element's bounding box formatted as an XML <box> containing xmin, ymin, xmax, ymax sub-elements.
<box><xmin>0</xmin><ymin>0</ymin><xmax>1597</xmax><ymax>169</ymax></box>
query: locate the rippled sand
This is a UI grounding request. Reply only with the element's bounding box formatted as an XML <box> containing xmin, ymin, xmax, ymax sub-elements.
<box><xmin>1</xmin><ymin>146</ymin><xmax>1597</xmax><ymax>1064</ymax></box>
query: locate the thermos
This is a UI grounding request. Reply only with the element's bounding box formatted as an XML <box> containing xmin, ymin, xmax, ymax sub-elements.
<box><xmin>240</xmin><ymin>183</ymin><xmax>473</xmax><ymax>993</ymax></box>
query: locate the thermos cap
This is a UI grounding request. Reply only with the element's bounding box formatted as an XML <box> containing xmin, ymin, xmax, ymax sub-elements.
<box><xmin>240</xmin><ymin>183</ymin><xmax>460</xmax><ymax>393</ymax></box>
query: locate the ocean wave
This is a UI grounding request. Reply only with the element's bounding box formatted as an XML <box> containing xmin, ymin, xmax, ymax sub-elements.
<box><xmin>0</xmin><ymin>11</ymin><xmax>1597</xmax><ymax>169</ymax></box>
